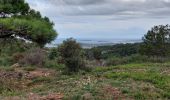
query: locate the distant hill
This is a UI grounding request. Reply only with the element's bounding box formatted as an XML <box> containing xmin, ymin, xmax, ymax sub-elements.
<box><xmin>48</xmin><ymin>38</ymin><xmax>142</xmax><ymax>48</ymax></box>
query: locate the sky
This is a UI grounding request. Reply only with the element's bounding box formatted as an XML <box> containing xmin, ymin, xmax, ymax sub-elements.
<box><xmin>26</xmin><ymin>0</ymin><xmax>170</xmax><ymax>40</ymax></box>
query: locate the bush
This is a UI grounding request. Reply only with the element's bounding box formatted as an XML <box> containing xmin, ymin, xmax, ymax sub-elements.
<box><xmin>125</xmin><ymin>54</ymin><xmax>148</xmax><ymax>63</ymax></box>
<box><xmin>0</xmin><ymin>77</ymin><xmax>21</xmax><ymax>95</ymax></box>
<box><xmin>19</xmin><ymin>48</ymin><xmax>47</xmax><ymax>67</ymax></box>
<box><xmin>58</xmin><ymin>38</ymin><xmax>85</xmax><ymax>72</ymax></box>
<box><xmin>23</xmin><ymin>67</ymin><xmax>36</xmax><ymax>71</ymax></box>
<box><xmin>0</xmin><ymin>39</ymin><xmax>37</xmax><ymax>56</ymax></box>
<box><xmin>106</xmin><ymin>57</ymin><xmax>128</xmax><ymax>66</ymax></box>
<box><xmin>48</xmin><ymin>48</ymin><xmax>58</xmax><ymax>60</ymax></box>
<box><xmin>44</xmin><ymin>59</ymin><xmax>64</xmax><ymax>69</ymax></box>
<box><xmin>92</xmin><ymin>47</ymin><xmax>102</xmax><ymax>60</ymax></box>
<box><xmin>147</xmin><ymin>56</ymin><xmax>170</xmax><ymax>63</ymax></box>
<box><xmin>106</xmin><ymin>54</ymin><xmax>170</xmax><ymax>66</ymax></box>
<box><xmin>12</xmin><ymin>53</ymin><xmax>24</xmax><ymax>63</ymax></box>
<box><xmin>0</xmin><ymin>56</ymin><xmax>13</xmax><ymax>66</ymax></box>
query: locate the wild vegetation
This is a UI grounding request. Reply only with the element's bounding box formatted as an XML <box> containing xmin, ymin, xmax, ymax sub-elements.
<box><xmin>0</xmin><ymin>0</ymin><xmax>170</xmax><ymax>100</ymax></box>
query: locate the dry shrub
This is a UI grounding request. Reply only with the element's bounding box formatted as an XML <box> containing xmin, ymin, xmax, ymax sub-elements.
<box><xmin>19</xmin><ymin>48</ymin><xmax>47</xmax><ymax>67</ymax></box>
<box><xmin>12</xmin><ymin>53</ymin><xmax>24</xmax><ymax>63</ymax></box>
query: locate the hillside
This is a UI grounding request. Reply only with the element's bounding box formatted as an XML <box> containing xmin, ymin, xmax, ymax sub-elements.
<box><xmin>0</xmin><ymin>62</ymin><xmax>170</xmax><ymax>100</ymax></box>
<box><xmin>1</xmin><ymin>0</ymin><xmax>170</xmax><ymax>100</ymax></box>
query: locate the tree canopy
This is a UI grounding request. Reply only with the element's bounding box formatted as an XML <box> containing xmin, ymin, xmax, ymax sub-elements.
<box><xmin>140</xmin><ymin>25</ymin><xmax>170</xmax><ymax>57</ymax></box>
<box><xmin>0</xmin><ymin>0</ymin><xmax>57</xmax><ymax>47</ymax></box>
<box><xmin>0</xmin><ymin>0</ymin><xmax>30</xmax><ymax>16</ymax></box>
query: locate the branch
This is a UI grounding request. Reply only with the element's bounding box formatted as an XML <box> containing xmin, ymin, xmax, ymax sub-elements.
<box><xmin>0</xmin><ymin>33</ymin><xmax>13</xmax><ymax>38</ymax></box>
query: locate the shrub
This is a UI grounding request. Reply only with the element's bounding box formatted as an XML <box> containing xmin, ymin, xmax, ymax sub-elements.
<box><xmin>0</xmin><ymin>39</ymin><xmax>37</xmax><ymax>56</ymax></box>
<box><xmin>58</xmin><ymin>38</ymin><xmax>85</xmax><ymax>72</ymax></box>
<box><xmin>12</xmin><ymin>53</ymin><xmax>24</xmax><ymax>63</ymax></box>
<box><xmin>23</xmin><ymin>67</ymin><xmax>36</xmax><ymax>71</ymax></box>
<box><xmin>48</xmin><ymin>48</ymin><xmax>58</xmax><ymax>60</ymax></box>
<box><xmin>44</xmin><ymin>59</ymin><xmax>64</xmax><ymax>69</ymax></box>
<box><xmin>147</xmin><ymin>56</ymin><xmax>170</xmax><ymax>63</ymax></box>
<box><xmin>106</xmin><ymin>54</ymin><xmax>170</xmax><ymax>66</ymax></box>
<box><xmin>19</xmin><ymin>48</ymin><xmax>47</xmax><ymax>67</ymax></box>
<box><xmin>92</xmin><ymin>47</ymin><xmax>102</xmax><ymax>60</ymax></box>
<box><xmin>106</xmin><ymin>57</ymin><xmax>128</xmax><ymax>66</ymax></box>
<box><xmin>0</xmin><ymin>77</ymin><xmax>21</xmax><ymax>95</ymax></box>
<box><xmin>0</xmin><ymin>56</ymin><xmax>13</xmax><ymax>66</ymax></box>
<box><xmin>125</xmin><ymin>54</ymin><xmax>148</xmax><ymax>63</ymax></box>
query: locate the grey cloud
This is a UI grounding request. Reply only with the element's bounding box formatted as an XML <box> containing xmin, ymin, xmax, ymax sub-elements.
<box><xmin>47</xmin><ymin>0</ymin><xmax>105</xmax><ymax>6</ymax></box>
<box><xmin>25</xmin><ymin>0</ymin><xmax>170</xmax><ymax>39</ymax></box>
<box><xmin>44</xmin><ymin>0</ymin><xmax>170</xmax><ymax>19</ymax></box>
<box><xmin>27</xmin><ymin>0</ymin><xmax>170</xmax><ymax>20</ymax></box>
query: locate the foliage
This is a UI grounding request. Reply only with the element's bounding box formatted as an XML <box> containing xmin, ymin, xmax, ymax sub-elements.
<box><xmin>58</xmin><ymin>38</ymin><xmax>85</xmax><ymax>72</ymax></box>
<box><xmin>0</xmin><ymin>38</ymin><xmax>37</xmax><ymax>56</ymax></box>
<box><xmin>0</xmin><ymin>0</ymin><xmax>57</xmax><ymax>47</ymax></box>
<box><xmin>140</xmin><ymin>25</ymin><xmax>170</xmax><ymax>57</ymax></box>
<box><xmin>44</xmin><ymin>59</ymin><xmax>64</xmax><ymax>69</ymax></box>
<box><xmin>92</xmin><ymin>47</ymin><xmax>102</xmax><ymax>60</ymax></box>
<box><xmin>106</xmin><ymin>54</ymin><xmax>170</xmax><ymax>66</ymax></box>
<box><xmin>48</xmin><ymin>48</ymin><xmax>58</xmax><ymax>60</ymax></box>
<box><xmin>0</xmin><ymin>17</ymin><xmax>57</xmax><ymax>47</ymax></box>
<box><xmin>85</xmin><ymin>43</ymin><xmax>140</xmax><ymax>59</ymax></box>
<box><xmin>0</xmin><ymin>39</ymin><xmax>40</xmax><ymax>67</ymax></box>
<box><xmin>0</xmin><ymin>56</ymin><xmax>12</xmax><ymax>66</ymax></box>
<box><xmin>0</xmin><ymin>0</ymin><xmax>29</xmax><ymax>16</ymax></box>
<box><xmin>23</xmin><ymin>66</ymin><xmax>36</xmax><ymax>71</ymax></box>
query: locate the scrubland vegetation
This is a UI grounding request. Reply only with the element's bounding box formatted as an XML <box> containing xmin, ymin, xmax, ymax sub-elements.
<box><xmin>0</xmin><ymin>0</ymin><xmax>170</xmax><ymax>100</ymax></box>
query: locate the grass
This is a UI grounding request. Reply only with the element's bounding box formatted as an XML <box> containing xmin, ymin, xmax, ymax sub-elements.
<box><xmin>0</xmin><ymin>62</ymin><xmax>170</xmax><ymax>99</ymax></box>
<box><xmin>23</xmin><ymin>67</ymin><xmax>36</xmax><ymax>71</ymax></box>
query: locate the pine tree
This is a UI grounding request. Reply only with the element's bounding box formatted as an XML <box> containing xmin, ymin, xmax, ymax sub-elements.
<box><xmin>0</xmin><ymin>0</ymin><xmax>57</xmax><ymax>47</ymax></box>
<box><xmin>140</xmin><ymin>25</ymin><xmax>170</xmax><ymax>57</ymax></box>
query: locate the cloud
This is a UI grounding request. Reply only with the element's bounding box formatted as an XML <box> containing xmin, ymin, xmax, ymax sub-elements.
<box><xmin>39</xmin><ymin>0</ymin><xmax>169</xmax><ymax>18</ymax></box>
<box><xmin>26</xmin><ymin>0</ymin><xmax>170</xmax><ymax>39</ymax></box>
<box><xmin>26</xmin><ymin>0</ymin><xmax>170</xmax><ymax>19</ymax></box>
<box><xmin>48</xmin><ymin>0</ymin><xmax>105</xmax><ymax>5</ymax></box>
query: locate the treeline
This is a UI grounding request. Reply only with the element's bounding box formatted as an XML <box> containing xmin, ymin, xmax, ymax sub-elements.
<box><xmin>85</xmin><ymin>43</ymin><xmax>141</xmax><ymax>59</ymax></box>
<box><xmin>86</xmin><ymin>25</ymin><xmax>170</xmax><ymax>59</ymax></box>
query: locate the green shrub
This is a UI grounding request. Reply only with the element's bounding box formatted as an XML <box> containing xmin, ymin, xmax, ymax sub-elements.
<box><xmin>44</xmin><ymin>59</ymin><xmax>64</xmax><ymax>69</ymax></box>
<box><xmin>58</xmin><ymin>38</ymin><xmax>85</xmax><ymax>72</ymax></box>
<box><xmin>0</xmin><ymin>56</ymin><xmax>13</xmax><ymax>66</ymax></box>
<box><xmin>106</xmin><ymin>54</ymin><xmax>170</xmax><ymax>66</ymax></box>
<box><xmin>125</xmin><ymin>54</ymin><xmax>148</xmax><ymax>63</ymax></box>
<box><xmin>0</xmin><ymin>39</ymin><xmax>36</xmax><ymax>56</ymax></box>
<box><xmin>23</xmin><ymin>67</ymin><xmax>36</xmax><ymax>71</ymax></box>
<box><xmin>48</xmin><ymin>48</ymin><xmax>58</xmax><ymax>60</ymax></box>
<box><xmin>92</xmin><ymin>47</ymin><xmax>102</xmax><ymax>60</ymax></box>
<box><xmin>106</xmin><ymin>57</ymin><xmax>128</xmax><ymax>66</ymax></box>
<box><xmin>147</xmin><ymin>57</ymin><xmax>170</xmax><ymax>63</ymax></box>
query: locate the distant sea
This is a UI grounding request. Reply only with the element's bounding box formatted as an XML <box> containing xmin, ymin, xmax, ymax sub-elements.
<box><xmin>47</xmin><ymin>38</ymin><xmax>142</xmax><ymax>48</ymax></box>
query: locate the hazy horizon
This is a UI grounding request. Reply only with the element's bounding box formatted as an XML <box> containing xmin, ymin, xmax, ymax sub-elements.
<box><xmin>47</xmin><ymin>38</ymin><xmax>142</xmax><ymax>48</ymax></box>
